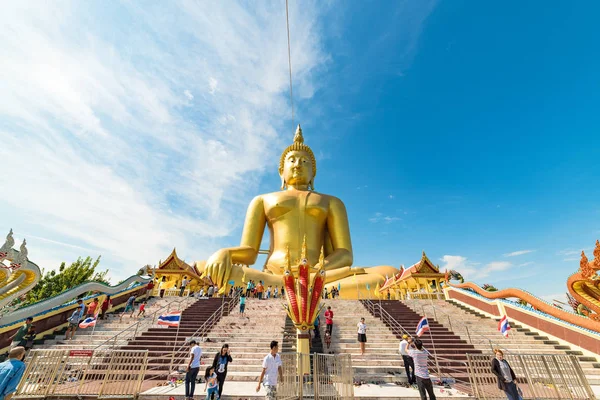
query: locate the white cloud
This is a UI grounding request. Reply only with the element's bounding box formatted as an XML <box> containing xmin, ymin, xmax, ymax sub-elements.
<box><xmin>0</xmin><ymin>1</ymin><xmax>327</xmax><ymax>280</ymax></box>
<box><xmin>440</xmin><ymin>255</ymin><xmax>512</xmax><ymax>281</ymax></box>
<box><xmin>539</xmin><ymin>293</ymin><xmax>568</xmax><ymax>307</ymax></box>
<box><xmin>503</xmin><ymin>249</ymin><xmax>535</xmax><ymax>257</ymax></box>
<box><xmin>518</xmin><ymin>261</ymin><xmax>534</xmax><ymax>267</ymax></box>
<box><xmin>369</xmin><ymin>212</ymin><xmax>400</xmax><ymax>223</ymax></box>
<box><xmin>208</xmin><ymin>78</ymin><xmax>218</xmax><ymax>95</ymax></box>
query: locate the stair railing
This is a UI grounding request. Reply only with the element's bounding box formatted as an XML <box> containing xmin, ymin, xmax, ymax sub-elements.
<box><xmin>94</xmin><ymin>296</ymin><xmax>196</xmax><ymax>350</ymax></box>
<box><xmin>362</xmin><ymin>299</ymin><xmax>473</xmax><ymax>394</ymax></box>
<box><xmin>403</xmin><ymin>298</ymin><xmax>512</xmax><ymax>354</ymax></box>
<box><xmin>141</xmin><ymin>291</ymin><xmax>241</xmax><ymax>380</ymax></box>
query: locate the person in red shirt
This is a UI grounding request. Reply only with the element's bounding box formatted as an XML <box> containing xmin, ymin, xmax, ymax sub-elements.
<box><xmin>137</xmin><ymin>301</ymin><xmax>147</xmax><ymax>318</ymax></box>
<box><xmin>100</xmin><ymin>296</ymin><xmax>111</xmax><ymax>320</ymax></box>
<box><xmin>325</xmin><ymin>306</ymin><xmax>334</xmax><ymax>335</ymax></box>
<box><xmin>146</xmin><ymin>281</ymin><xmax>155</xmax><ymax>300</ymax></box>
<box><xmin>86</xmin><ymin>298</ymin><xmax>99</xmax><ymax>318</ymax></box>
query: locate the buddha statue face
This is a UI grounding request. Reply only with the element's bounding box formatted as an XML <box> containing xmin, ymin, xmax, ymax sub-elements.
<box><xmin>279</xmin><ymin>125</ymin><xmax>317</xmax><ymax>190</ymax></box>
<box><xmin>281</xmin><ymin>150</ymin><xmax>314</xmax><ymax>188</ymax></box>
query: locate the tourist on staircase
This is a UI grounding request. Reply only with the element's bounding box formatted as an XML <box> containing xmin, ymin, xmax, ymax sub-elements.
<box><xmin>211</xmin><ymin>344</ymin><xmax>232</xmax><ymax>399</ymax></box>
<box><xmin>239</xmin><ymin>293</ymin><xmax>246</xmax><ymax>317</ymax></box>
<box><xmin>180</xmin><ymin>276</ymin><xmax>189</xmax><ymax>297</ymax></box>
<box><xmin>325</xmin><ymin>306</ymin><xmax>334</xmax><ymax>335</ymax></box>
<box><xmin>185</xmin><ymin>340</ymin><xmax>202</xmax><ymax>400</ymax></box>
<box><xmin>257</xmin><ymin>340</ymin><xmax>283</xmax><ymax>400</ymax></box>
<box><xmin>8</xmin><ymin>317</ymin><xmax>32</xmax><ymax>350</ymax></box>
<box><xmin>491</xmin><ymin>349</ymin><xmax>520</xmax><ymax>400</ymax></box>
<box><xmin>399</xmin><ymin>334</ymin><xmax>416</xmax><ymax>385</ymax></box>
<box><xmin>64</xmin><ymin>299</ymin><xmax>84</xmax><ymax>340</ymax></box>
<box><xmin>357</xmin><ymin>317</ymin><xmax>367</xmax><ymax>355</ymax></box>
<box><xmin>0</xmin><ymin>346</ymin><xmax>26</xmax><ymax>400</ymax></box>
<box><xmin>204</xmin><ymin>366</ymin><xmax>219</xmax><ymax>400</ymax></box>
<box><xmin>100</xmin><ymin>295</ymin><xmax>111</xmax><ymax>320</ymax></box>
<box><xmin>409</xmin><ymin>339</ymin><xmax>436</xmax><ymax>400</ymax></box>
<box><xmin>85</xmin><ymin>298</ymin><xmax>99</xmax><ymax>318</ymax></box>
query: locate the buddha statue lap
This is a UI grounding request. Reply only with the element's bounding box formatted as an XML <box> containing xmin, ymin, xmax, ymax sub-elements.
<box><xmin>197</xmin><ymin>125</ymin><xmax>399</xmax><ymax>297</ymax></box>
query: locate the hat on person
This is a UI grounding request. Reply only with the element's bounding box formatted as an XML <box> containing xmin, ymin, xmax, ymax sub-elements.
<box><xmin>402</xmin><ymin>334</ymin><xmax>408</xmax><ymax>339</ymax></box>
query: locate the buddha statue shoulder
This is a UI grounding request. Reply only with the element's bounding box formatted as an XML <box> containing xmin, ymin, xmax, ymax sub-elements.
<box><xmin>199</xmin><ymin>125</ymin><xmax>399</xmax><ymax>296</ymax></box>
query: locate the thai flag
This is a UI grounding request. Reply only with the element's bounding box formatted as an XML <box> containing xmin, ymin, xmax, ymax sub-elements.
<box><xmin>79</xmin><ymin>315</ymin><xmax>97</xmax><ymax>329</ymax></box>
<box><xmin>415</xmin><ymin>317</ymin><xmax>430</xmax><ymax>337</ymax></box>
<box><xmin>498</xmin><ymin>315</ymin><xmax>511</xmax><ymax>338</ymax></box>
<box><xmin>158</xmin><ymin>311</ymin><xmax>181</xmax><ymax>327</ymax></box>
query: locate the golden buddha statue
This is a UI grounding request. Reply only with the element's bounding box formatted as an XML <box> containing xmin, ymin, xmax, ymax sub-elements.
<box><xmin>198</xmin><ymin>125</ymin><xmax>399</xmax><ymax>297</ymax></box>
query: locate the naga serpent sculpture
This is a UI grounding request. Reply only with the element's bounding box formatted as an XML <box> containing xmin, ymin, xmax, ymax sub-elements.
<box><xmin>445</xmin><ymin>240</ymin><xmax>600</xmax><ymax>334</ymax></box>
<box><xmin>0</xmin><ymin>229</ymin><xmax>41</xmax><ymax>309</ymax></box>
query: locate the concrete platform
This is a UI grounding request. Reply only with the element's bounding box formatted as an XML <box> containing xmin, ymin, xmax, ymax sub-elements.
<box><xmin>139</xmin><ymin>380</ymin><xmax>471</xmax><ymax>399</ymax></box>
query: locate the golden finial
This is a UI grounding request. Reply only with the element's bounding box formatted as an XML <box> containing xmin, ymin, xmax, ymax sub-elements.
<box><xmin>293</xmin><ymin>124</ymin><xmax>304</xmax><ymax>143</ymax></box>
<box><xmin>301</xmin><ymin>235</ymin><xmax>307</xmax><ymax>260</ymax></box>
<box><xmin>284</xmin><ymin>246</ymin><xmax>291</xmax><ymax>271</ymax></box>
<box><xmin>318</xmin><ymin>246</ymin><xmax>325</xmax><ymax>268</ymax></box>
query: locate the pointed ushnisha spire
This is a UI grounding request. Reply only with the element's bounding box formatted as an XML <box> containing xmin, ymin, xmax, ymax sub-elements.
<box><xmin>293</xmin><ymin>124</ymin><xmax>304</xmax><ymax>143</ymax></box>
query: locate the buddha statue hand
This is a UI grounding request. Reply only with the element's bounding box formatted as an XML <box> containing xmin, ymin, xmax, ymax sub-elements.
<box><xmin>202</xmin><ymin>249</ymin><xmax>232</xmax><ymax>292</ymax></box>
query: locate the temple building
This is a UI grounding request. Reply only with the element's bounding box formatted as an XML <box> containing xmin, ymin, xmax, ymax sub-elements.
<box><xmin>150</xmin><ymin>248</ymin><xmax>207</xmax><ymax>296</ymax></box>
<box><xmin>379</xmin><ymin>251</ymin><xmax>446</xmax><ymax>300</ymax></box>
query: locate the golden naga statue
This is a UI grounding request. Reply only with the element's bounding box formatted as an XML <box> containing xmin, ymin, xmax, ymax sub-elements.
<box><xmin>199</xmin><ymin>125</ymin><xmax>398</xmax><ymax>296</ymax></box>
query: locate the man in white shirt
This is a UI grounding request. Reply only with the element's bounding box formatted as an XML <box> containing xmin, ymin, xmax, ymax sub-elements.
<box><xmin>256</xmin><ymin>340</ymin><xmax>283</xmax><ymax>399</ymax></box>
<box><xmin>399</xmin><ymin>334</ymin><xmax>416</xmax><ymax>385</ymax></box>
<box><xmin>180</xmin><ymin>277</ymin><xmax>189</xmax><ymax>297</ymax></box>
<box><xmin>185</xmin><ymin>340</ymin><xmax>202</xmax><ymax>400</ymax></box>
<box><xmin>207</xmin><ymin>285</ymin><xmax>215</xmax><ymax>298</ymax></box>
<box><xmin>357</xmin><ymin>317</ymin><xmax>367</xmax><ymax>355</ymax></box>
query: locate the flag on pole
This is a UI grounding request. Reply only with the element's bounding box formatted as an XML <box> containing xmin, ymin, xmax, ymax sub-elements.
<box><xmin>158</xmin><ymin>311</ymin><xmax>182</xmax><ymax>327</ymax></box>
<box><xmin>498</xmin><ymin>315</ymin><xmax>511</xmax><ymax>338</ymax></box>
<box><xmin>415</xmin><ymin>317</ymin><xmax>430</xmax><ymax>337</ymax></box>
<box><xmin>79</xmin><ymin>315</ymin><xmax>97</xmax><ymax>329</ymax></box>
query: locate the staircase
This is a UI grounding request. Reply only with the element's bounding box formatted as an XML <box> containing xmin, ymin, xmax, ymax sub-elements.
<box><xmin>123</xmin><ymin>297</ymin><xmax>227</xmax><ymax>378</ymax></box>
<box><xmin>191</xmin><ymin>298</ymin><xmax>288</xmax><ymax>381</ymax></box>
<box><xmin>322</xmin><ymin>299</ymin><xmax>404</xmax><ymax>383</ymax></box>
<box><xmin>409</xmin><ymin>299</ymin><xmax>600</xmax><ymax>384</ymax></box>
<box><xmin>361</xmin><ymin>300</ymin><xmax>480</xmax><ymax>382</ymax></box>
<box><xmin>36</xmin><ymin>296</ymin><xmax>196</xmax><ymax>350</ymax></box>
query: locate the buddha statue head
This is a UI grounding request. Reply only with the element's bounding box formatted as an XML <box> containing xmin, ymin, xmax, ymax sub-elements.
<box><xmin>279</xmin><ymin>124</ymin><xmax>317</xmax><ymax>190</ymax></box>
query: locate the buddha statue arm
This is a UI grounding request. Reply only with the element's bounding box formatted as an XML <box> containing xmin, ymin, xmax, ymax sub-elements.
<box><xmin>203</xmin><ymin>196</ymin><xmax>266</xmax><ymax>290</ymax></box>
<box><xmin>321</xmin><ymin>197</ymin><xmax>353</xmax><ymax>270</ymax></box>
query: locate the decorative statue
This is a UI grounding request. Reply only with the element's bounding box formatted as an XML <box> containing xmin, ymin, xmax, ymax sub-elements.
<box><xmin>0</xmin><ymin>228</ymin><xmax>15</xmax><ymax>263</ymax></box>
<box><xmin>282</xmin><ymin>239</ymin><xmax>326</xmax><ymax>360</ymax></box>
<box><xmin>200</xmin><ymin>125</ymin><xmax>398</xmax><ymax>296</ymax></box>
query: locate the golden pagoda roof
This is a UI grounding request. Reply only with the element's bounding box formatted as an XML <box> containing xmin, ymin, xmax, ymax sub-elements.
<box><xmin>157</xmin><ymin>248</ymin><xmax>203</xmax><ymax>281</ymax></box>
<box><xmin>380</xmin><ymin>251</ymin><xmax>444</xmax><ymax>292</ymax></box>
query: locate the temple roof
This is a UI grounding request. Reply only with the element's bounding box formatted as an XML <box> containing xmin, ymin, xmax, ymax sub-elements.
<box><xmin>157</xmin><ymin>248</ymin><xmax>203</xmax><ymax>281</ymax></box>
<box><xmin>380</xmin><ymin>251</ymin><xmax>444</xmax><ymax>292</ymax></box>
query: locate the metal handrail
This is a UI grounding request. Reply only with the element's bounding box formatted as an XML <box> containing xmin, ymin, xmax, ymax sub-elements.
<box><xmin>403</xmin><ymin>298</ymin><xmax>512</xmax><ymax>354</ymax></box>
<box><xmin>142</xmin><ymin>291</ymin><xmax>241</xmax><ymax>378</ymax></box>
<box><xmin>94</xmin><ymin>296</ymin><xmax>195</xmax><ymax>350</ymax></box>
<box><xmin>362</xmin><ymin>298</ymin><xmax>473</xmax><ymax>392</ymax></box>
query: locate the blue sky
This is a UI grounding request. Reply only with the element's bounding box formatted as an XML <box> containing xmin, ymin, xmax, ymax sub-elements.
<box><xmin>0</xmin><ymin>1</ymin><xmax>598</xmax><ymax>302</ymax></box>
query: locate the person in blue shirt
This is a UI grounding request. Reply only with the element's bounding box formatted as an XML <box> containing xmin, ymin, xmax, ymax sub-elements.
<box><xmin>65</xmin><ymin>300</ymin><xmax>84</xmax><ymax>341</ymax></box>
<box><xmin>0</xmin><ymin>346</ymin><xmax>26</xmax><ymax>400</ymax></box>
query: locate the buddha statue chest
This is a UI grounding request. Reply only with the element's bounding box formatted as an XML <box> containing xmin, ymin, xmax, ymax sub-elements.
<box><xmin>263</xmin><ymin>191</ymin><xmax>329</xmax><ymax>224</ymax></box>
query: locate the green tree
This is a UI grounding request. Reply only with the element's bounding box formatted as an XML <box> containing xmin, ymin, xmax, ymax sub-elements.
<box><xmin>23</xmin><ymin>256</ymin><xmax>110</xmax><ymax>306</ymax></box>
